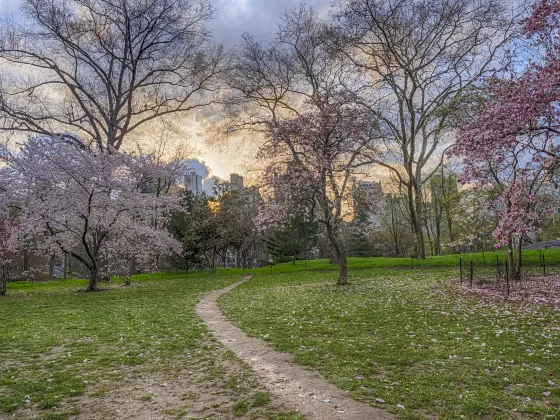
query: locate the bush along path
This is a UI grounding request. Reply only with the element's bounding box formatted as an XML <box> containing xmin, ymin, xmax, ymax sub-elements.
<box><xmin>195</xmin><ymin>278</ymin><xmax>394</xmax><ymax>420</ymax></box>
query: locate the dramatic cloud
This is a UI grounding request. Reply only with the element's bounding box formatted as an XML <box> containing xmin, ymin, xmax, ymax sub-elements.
<box><xmin>0</xmin><ymin>0</ymin><xmax>333</xmax><ymax>178</ymax></box>
<box><xmin>210</xmin><ymin>0</ymin><xmax>332</xmax><ymax>47</ymax></box>
<box><xmin>185</xmin><ymin>159</ymin><xmax>211</xmax><ymax>179</ymax></box>
<box><xmin>184</xmin><ymin>159</ymin><xmax>224</xmax><ymax>196</ymax></box>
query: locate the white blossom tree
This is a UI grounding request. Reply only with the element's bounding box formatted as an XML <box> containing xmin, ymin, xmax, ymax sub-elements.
<box><xmin>2</xmin><ymin>137</ymin><xmax>181</xmax><ymax>291</ymax></box>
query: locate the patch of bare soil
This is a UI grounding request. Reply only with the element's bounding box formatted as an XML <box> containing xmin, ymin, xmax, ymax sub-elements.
<box><xmin>11</xmin><ymin>343</ymin><xmax>291</xmax><ymax>420</ymax></box>
<box><xmin>196</xmin><ymin>280</ymin><xmax>395</xmax><ymax>420</ymax></box>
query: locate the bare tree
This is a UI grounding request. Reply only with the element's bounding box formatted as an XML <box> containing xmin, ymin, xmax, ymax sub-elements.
<box><xmin>334</xmin><ymin>0</ymin><xmax>521</xmax><ymax>258</ymax></box>
<box><xmin>0</xmin><ymin>0</ymin><xmax>225</xmax><ymax>151</ymax></box>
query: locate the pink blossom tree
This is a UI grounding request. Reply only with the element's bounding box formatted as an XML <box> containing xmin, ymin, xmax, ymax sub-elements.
<box><xmin>217</xmin><ymin>6</ymin><xmax>380</xmax><ymax>285</ymax></box>
<box><xmin>452</xmin><ymin>0</ymin><xmax>560</xmax><ymax>279</ymax></box>
<box><xmin>260</xmin><ymin>98</ymin><xmax>378</xmax><ymax>285</ymax></box>
<box><xmin>2</xmin><ymin>137</ymin><xmax>181</xmax><ymax>291</ymax></box>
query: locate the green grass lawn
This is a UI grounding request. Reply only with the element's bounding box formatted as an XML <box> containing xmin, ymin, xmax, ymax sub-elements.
<box><xmin>2</xmin><ymin>250</ymin><xmax>560</xmax><ymax>419</ymax></box>
<box><xmin>0</xmin><ymin>275</ymin><xmax>301</xmax><ymax>419</ymax></box>
<box><xmin>220</xmin><ymin>267</ymin><xmax>560</xmax><ymax>419</ymax></box>
<box><xmin>249</xmin><ymin>248</ymin><xmax>560</xmax><ymax>276</ymax></box>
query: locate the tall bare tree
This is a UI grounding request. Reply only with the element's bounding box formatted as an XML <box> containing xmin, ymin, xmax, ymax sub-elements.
<box><xmin>334</xmin><ymin>0</ymin><xmax>521</xmax><ymax>258</ymax></box>
<box><xmin>0</xmin><ymin>0</ymin><xmax>225</xmax><ymax>151</ymax></box>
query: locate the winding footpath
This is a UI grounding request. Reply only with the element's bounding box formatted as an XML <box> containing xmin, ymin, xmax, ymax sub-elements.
<box><xmin>195</xmin><ymin>279</ymin><xmax>395</xmax><ymax>420</ymax></box>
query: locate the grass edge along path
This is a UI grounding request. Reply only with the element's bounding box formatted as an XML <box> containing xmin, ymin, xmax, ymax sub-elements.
<box><xmin>0</xmin><ymin>274</ymin><xmax>303</xmax><ymax>419</ymax></box>
<box><xmin>196</xmin><ymin>278</ymin><xmax>395</xmax><ymax>420</ymax></box>
<box><xmin>219</xmin><ymin>268</ymin><xmax>560</xmax><ymax>420</ymax></box>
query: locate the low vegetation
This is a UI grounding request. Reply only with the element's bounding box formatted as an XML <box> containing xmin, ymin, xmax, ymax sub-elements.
<box><xmin>2</xmin><ymin>251</ymin><xmax>560</xmax><ymax>419</ymax></box>
<box><xmin>221</xmin><ymin>264</ymin><xmax>560</xmax><ymax>419</ymax></box>
<box><xmin>0</xmin><ymin>275</ymin><xmax>300</xmax><ymax>419</ymax></box>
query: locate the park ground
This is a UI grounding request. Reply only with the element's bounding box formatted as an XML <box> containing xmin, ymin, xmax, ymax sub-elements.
<box><xmin>1</xmin><ymin>250</ymin><xmax>559</xmax><ymax>419</ymax></box>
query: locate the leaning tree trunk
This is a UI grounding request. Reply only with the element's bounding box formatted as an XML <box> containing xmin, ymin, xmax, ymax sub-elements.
<box><xmin>1</xmin><ymin>263</ymin><xmax>9</xmax><ymax>297</ymax></box>
<box><xmin>326</xmin><ymin>225</ymin><xmax>348</xmax><ymax>286</ymax></box>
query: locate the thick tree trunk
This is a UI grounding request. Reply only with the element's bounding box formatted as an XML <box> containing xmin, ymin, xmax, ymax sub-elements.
<box><xmin>413</xmin><ymin>184</ymin><xmax>426</xmax><ymax>259</ymax></box>
<box><xmin>88</xmin><ymin>268</ymin><xmax>98</xmax><ymax>291</ymax></box>
<box><xmin>407</xmin><ymin>181</ymin><xmax>426</xmax><ymax>259</ymax></box>
<box><xmin>326</xmin><ymin>225</ymin><xmax>348</xmax><ymax>286</ymax></box>
<box><xmin>507</xmin><ymin>235</ymin><xmax>520</xmax><ymax>282</ymax></box>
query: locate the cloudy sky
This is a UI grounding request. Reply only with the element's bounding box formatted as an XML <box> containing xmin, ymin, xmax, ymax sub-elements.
<box><xmin>0</xmin><ymin>0</ymin><xmax>332</xmax><ymax>181</ymax></box>
<box><xmin>197</xmin><ymin>0</ymin><xmax>331</xmax><ymax>180</ymax></box>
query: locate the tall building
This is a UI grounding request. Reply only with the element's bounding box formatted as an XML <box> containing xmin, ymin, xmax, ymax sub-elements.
<box><xmin>353</xmin><ymin>180</ymin><xmax>382</xmax><ymax>227</ymax></box>
<box><xmin>230</xmin><ymin>173</ymin><xmax>244</xmax><ymax>189</ymax></box>
<box><xmin>185</xmin><ymin>171</ymin><xmax>203</xmax><ymax>194</ymax></box>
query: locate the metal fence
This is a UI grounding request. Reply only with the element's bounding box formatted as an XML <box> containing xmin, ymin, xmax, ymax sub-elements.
<box><xmin>459</xmin><ymin>253</ymin><xmax>560</xmax><ymax>303</ymax></box>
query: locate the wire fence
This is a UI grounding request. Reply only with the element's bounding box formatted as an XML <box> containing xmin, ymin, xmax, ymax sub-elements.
<box><xmin>459</xmin><ymin>252</ymin><xmax>560</xmax><ymax>304</ymax></box>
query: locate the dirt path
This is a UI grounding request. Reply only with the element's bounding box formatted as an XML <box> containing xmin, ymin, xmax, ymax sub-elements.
<box><xmin>195</xmin><ymin>279</ymin><xmax>395</xmax><ymax>420</ymax></box>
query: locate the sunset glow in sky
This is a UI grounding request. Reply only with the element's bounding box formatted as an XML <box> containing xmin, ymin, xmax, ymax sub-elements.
<box><xmin>0</xmin><ymin>0</ymin><xmax>332</xmax><ymax>180</ymax></box>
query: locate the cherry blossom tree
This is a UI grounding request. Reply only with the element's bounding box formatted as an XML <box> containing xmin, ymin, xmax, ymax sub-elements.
<box><xmin>104</xmin><ymin>222</ymin><xmax>181</xmax><ymax>286</ymax></box>
<box><xmin>2</xmin><ymin>137</ymin><xmax>181</xmax><ymax>291</ymax></box>
<box><xmin>445</xmin><ymin>187</ymin><xmax>498</xmax><ymax>253</ymax></box>
<box><xmin>451</xmin><ymin>0</ymin><xmax>560</xmax><ymax>279</ymax></box>
<box><xmin>260</xmin><ymin>99</ymin><xmax>378</xmax><ymax>285</ymax></box>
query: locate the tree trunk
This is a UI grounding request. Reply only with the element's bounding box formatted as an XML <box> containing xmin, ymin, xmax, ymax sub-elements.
<box><xmin>435</xmin><ymin>221</ymin><xmax>441</xmax><ymax>256</ymax></box>
<box><xmin>211</xmin><ymin>248</ymin><xmax>216</xmax><ymax>274</ymax></box>
<box><xmin>49</xmin><ymin>253</ymin><xmax>56</xmax><ymax>280</ymax></box>
<box><xmin>407</xmin><ymin>181</ymin><xmax>426</xmax><ymax>259</ymax></box>
<box><xmin>425</xmin><ymin>219</ymin><xmax>434</xmax><ymax>256</ymax></box>
<box><xmin>326</xmin><ymin>225</ymin><xmax>348</xmax><ymax>285</ymax></box>
<box><xmin>124</xmin><ymin>258</ymin><xmax>134</xmax><ymax>286</ymax></box>
<box><xmin>23</xmin><ymin>247</ymin><xmax>30</xmax><ymax>272</ymax></box>
<box><xmin>507</xmin><ymin>235</ymin><xmax>519</xmax><ymax>282</ymax></box>
<box><xmin>63</xmin><ymin>253</ymin><xmax>68</xmax><ymax>279</ymax></box>
<box><xmin>446</xmin><ymin>211</ymin><xmax>455</xmax><ymax>243</ymax></box>
<box><xmin>413</xmin><ymin>183</ymin><xmax>426</xmax><ymax>259</ymax></box>
<box><xmin>88</xmin><ymin>268</ymin><xmax>99</xmax><ymax>291</ymax></box>
<box><xmin>516</xmin><ymin>238</ymin><xmax>523</xmax><ymax>280</ymax></box>
<box><xmin>0</xmin><ymin>263</ymin><xmax>8</xmax><ymax>297</ymax></box>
